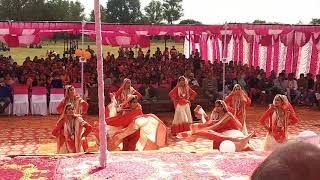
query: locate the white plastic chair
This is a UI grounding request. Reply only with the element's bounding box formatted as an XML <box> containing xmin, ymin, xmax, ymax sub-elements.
<box><xmin>31</xmin><ymin>87</ymin><xmax>48</xmax><ymax>116</ymax></box>
<box><xmin>49</xmin><ymin>88</ymin><xmax>64</xmax><ymax>114</ymax></box>
<box><xmin>13</xmin><ymin>85</ymin><xmax>29</xmax><ymax>116</ymax></box>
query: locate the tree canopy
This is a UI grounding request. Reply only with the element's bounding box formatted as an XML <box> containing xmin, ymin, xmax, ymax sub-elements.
<box><xmin>0</xmin><ymin>0</ymin><xmax>85</xmax><ymax>21</ymax></box>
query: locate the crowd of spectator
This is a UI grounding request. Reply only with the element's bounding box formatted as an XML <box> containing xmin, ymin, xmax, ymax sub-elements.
<box><xmin>0</xmin><ymin>45</ymin><xmax>320</xmax><ymax>114</ymax></box>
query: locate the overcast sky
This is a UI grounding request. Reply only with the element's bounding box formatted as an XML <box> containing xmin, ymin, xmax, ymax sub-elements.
<box><xmin>79</xmin><ymin>0</ymin><xmax>320</xmax><ymax>24</ymax></box>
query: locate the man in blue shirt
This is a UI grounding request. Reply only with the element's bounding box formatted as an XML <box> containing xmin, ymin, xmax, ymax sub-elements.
<box><xmin>0</xmin><ymin>78</ymin><xmax>11</xmax><ymax>113</ymax></box>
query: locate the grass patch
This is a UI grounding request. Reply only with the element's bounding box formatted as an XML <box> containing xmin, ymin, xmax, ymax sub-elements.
<box><xmin>0</xmin><ymin>41</ymin><xmax>184</xmax><ymax>65</ymax></box>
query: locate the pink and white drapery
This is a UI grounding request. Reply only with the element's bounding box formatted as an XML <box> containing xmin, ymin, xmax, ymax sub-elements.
<box><xmin>184</xmin><ymin>28</ymin><xmax>320</xmax><ymax>77</ymax></box>
<box><xmin>1</xmin><ymin>21</ymin><xmax>320</xmax><ymax>76</ymax></box>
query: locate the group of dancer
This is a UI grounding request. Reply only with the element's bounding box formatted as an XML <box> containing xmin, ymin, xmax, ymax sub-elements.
<box><xmin>51</xmin><ymin>76</ymin><xmax>299</xmax><ymax>154</ymax></box>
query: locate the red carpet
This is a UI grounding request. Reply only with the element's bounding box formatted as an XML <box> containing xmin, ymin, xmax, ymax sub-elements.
<box><xmin>0</xmin><ymin>156</ymin><xmax>58</xmax><ymax>179</ymax></box>
<box><xmin>0</xmin><ymin>151</ymin><xmax>268</xmax><ymax>179</ymax></box>
<box><xmin>54</xmin><ymin>151</ymin><xmax>269</xmax><ymax>179</ymax></box>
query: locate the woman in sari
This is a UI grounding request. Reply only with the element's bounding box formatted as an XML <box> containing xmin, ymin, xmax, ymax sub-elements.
<box><xmin>259</xmin><ymin>94</ymin><xmax>299</xmax><ymax>151</ymax></box>
<box><xmin>225</xmin><ymin>84</ymin><xmax>251</xmax><ymax>135</ymax></box>
<box><xmin>106</xmin><ymin>78</ymin><xmax>142</xmax><ymax>118</ymax></box>
<box><xmin>96</xmin><ymin>95</ymin><xmax>167</xmax><ymax>151</ymax></box>
<box><xmin>169</xmin><ymin>76</ymin><xmax>197</xmax><ymax>135</ymax></box>
<box><xmin>52</xmin><ymin>103</ymin><xmax>93</xmax><ymax>154</ymax></box>
<box><xmin>57</xmin><ymin>85</ymin><xmax>88</xmax><ymax>114</ymax></box>
<box><xmin>178</xmin><ymin>100</ymin><xmax>254</xmax><ymax>151</ymax></box>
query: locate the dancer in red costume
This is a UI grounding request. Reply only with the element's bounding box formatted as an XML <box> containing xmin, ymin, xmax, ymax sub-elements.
<box><xmin>259</xmin><ymin>94</ymin><xmax>298</xmax><ymax>151</ymax></box>
<box><xmin>225</xmin><ymin>84</ymin><xmax>251</xmax><ymax>135</ymax></box>
<box><xmin>57</xmin><ymin>85</ymin><xmax>88</xmax><ymax>114</ymax></box>
<box><xmin>52</xmin><ymin>103</ymin><xmax>92</xmax><ymax>153</ymax></box>
<box><xmin>96</xmin><ymin>95</ymin><xmax>167</xmax><ymax>151</ymax></box>
<box><xmin>169</xmin><ymin>76</ymin><xmax>197</xmax><ymax>135</ymax></box>
<box><xmin>178</xmin><ymin>100</ymin><xmax>254</xmax><ymax>151</ymax></box>
<box><xmin>106</xmin><ymin>78</ymin><xmax>142</xmax><ymax>118</ymax></box>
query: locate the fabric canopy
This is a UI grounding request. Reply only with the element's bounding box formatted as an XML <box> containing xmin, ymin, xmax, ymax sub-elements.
<box><xmin>0</xmin><ymin>21</ymin><xmax>319</xmax><ymax>47</ymax></box>
<box><xmin>1</xmin><ymin>21</ymin><xmax>320</xmax><ymax>77</ymax></box>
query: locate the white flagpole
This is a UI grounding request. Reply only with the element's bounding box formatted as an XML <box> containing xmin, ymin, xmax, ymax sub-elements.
<box><xmin>94</xmin><ymin>0</ymin><xmax>107</xmax><ymax>167</ymax></box>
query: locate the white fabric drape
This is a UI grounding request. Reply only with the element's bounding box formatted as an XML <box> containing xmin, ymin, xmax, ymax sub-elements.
<box><xmin>297</xmin><ymin>39</ymin><xmax>312</xmax><ymax>76</ymax></box>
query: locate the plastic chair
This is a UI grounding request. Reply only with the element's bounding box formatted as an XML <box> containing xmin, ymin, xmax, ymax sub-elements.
<box><xmin>31</xmin><ymin>87</ymin><xmax>48</xmax><ymax>116</ymax></box>
<box><xmin>49</xmin><ymin>88</ymin><xmax>64</xmax><ymax>114</ymax></box>
<box><xmin>13</xmin><ymin>86</ymin><xmax>29</xmax><ymax>116</ymax></box>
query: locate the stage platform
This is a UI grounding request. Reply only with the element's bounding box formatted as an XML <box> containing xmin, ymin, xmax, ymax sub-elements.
<box><xmin>0</xmin><ymin>106</ymin><xmax>319</xmax><ymax>179</ymax></box>
<box><xmin>0</xmin><ymin>151</ymin><xmax>269</xmax><ymax>179</ymax></box>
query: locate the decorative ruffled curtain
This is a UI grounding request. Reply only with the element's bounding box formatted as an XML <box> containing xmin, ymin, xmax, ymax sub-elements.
<box><xmin>273</xmin><ymin>37</ymin><xmax>280</xmax><ymax>75</ymax></box>
<box><xmin>219</xmin><ymin>34</ymin><xmax>232</xmax><ymax>58</ymax></box>
<box><xmin>292</xmin><ymin>32</ymin><xmax>311</xmax><ymax>74</ymax></box>
<box><xmin>200</xmin><ymin>34</ymin><xmax>208</xmax><ymax>61</ymax></box>
<box><xmin>309</xmin><ymin>33</ymin><xmax>320</xmax><ymax>75</ymax></box>
<box><xmin>239</xmin><ymin>36</ymin><xmax>244</xmax><ymax>65</ymax></box>
<box><xmin>254</xmin><ymin>36</ymin><xmax>260</xmax><ymax>68</ymax></box>
<box><xmin>233</xmin><ymin>35</ymin><xmax>239</xmax><ymax>63</ymax></box>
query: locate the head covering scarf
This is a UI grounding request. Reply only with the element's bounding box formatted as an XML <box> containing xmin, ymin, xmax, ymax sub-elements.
<box><xmin>177</xmin><ymin>76</ymin><xmax>190</xmax><ymax>98</ymax></box>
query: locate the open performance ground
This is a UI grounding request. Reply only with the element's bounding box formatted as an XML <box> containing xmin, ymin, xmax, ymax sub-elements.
<box><xmin>0</xmin><ymin>106</ymin><xmax>319</xmax><ymax>179</ymax></box>
<box><xmin>0</xmin><ymin>106</ymin><xmax>319</xmax><ymax>155</ymax></box>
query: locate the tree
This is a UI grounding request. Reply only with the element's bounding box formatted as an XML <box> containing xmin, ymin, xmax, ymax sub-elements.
<box><xmin>105</xmin><ymin>0</ymin><xmax>143</xmax><ymax>23</ymax></box>
<box><xmin>162</xmin><ymin>0</ymin><xmax>183</xmax><ymax>24</ymax></box>
<box><xmin>22</xmin><ymin>0</ymin><xmax>48</xmax><ymax>21</ymax></box>
<box><xmin>310</xmin><ymin>18</ymin><xmax>320</xmax><ymax>25</ymax></box>
<box><xmin>89</xmin><ymin>5</ymin><xmax>107</xmax><ymax>22</ymax></box>
<box><xmin>0</xmin><ymin>0</ymin><xmax>28</xmax><ymax>21</ymax></box>
<box><xmin>179</xmin><ymin>19</ymin><xmax>202</xmax><ymax>24</ymax></box>
<box><xmin>41</xmin><ymin>0</ymin><xmax>69</xmax><ymax>21</ymax></box>
<box><xmin>0</xmin><ymin>0</ymin><xmax>85</xmax><ymax>21</ymax></box>
<box><xmin>144</xmin><ymin>0</ymin><xmax>163</xmax><ymax>24</ymax></box>
<box><xmin>253</xmin><ymin>20</ymin><xmax>266</xmax><ymax>24</ymax></box>
<box><xmin>67</xmin><ymin>1</ymin><xmax>85</xmax><ymax>21</ymax></box>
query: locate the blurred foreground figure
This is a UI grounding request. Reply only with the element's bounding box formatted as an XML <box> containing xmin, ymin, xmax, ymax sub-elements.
<box><xmin>252</xmin><ymin>142</ymin><xmax>320</xmax><ymax>180</ymax></box>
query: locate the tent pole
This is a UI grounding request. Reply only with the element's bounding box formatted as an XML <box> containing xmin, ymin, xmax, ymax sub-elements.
<box><xmin>94</xmin><ymin>0</ymin><xmax>107</xmax><ymax>168</ymax></box>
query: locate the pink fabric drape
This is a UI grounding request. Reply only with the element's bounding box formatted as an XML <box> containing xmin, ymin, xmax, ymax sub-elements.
<box><xmin>266</xmin><ymin>44</ymin><xmax>273</xmax><ymax>77</ymax></box>
<box><xmin>233</xmin><ymin>35</ymin><xmax>239</xmax><ymax>63</ymax></box>
<box><xmin>249</xmin><ymin>42</ymin><xmax>254</xmax><ymax>67</ymax></box>
<box><xmin>273</xmin><ymin>38</ymin><xmax>280</xmax><ymax>74</ymax></box>
<box><xmin>192</xmin><ymin>35</ymin><xmax>196</xmax><ymax>53</ymax></box>
<box><xmin>309</xmin><ymin>34</ymin><xmax>320</xmax><ymax>75</ymax></box>
<box><xmin>239</xmin><ymin>36</ymin><xmax>244</xmax><ymax>65</ymax></box>
<box><xmin>254</xmin><ymin>37</ymin><xmax>260</xmax><ymax>67</ymax></box>
<box><xmin>201</xmin><ymin>35</ymin><xmax>208</xmax><ymax>61</ymax></box>
<box><xmin>215</xmin><ymin>37</ymin><xmax>221</xmax><ymax>63</ymax></box>
<box><xmin>292</xmin><ymin>44</ymin><xmax>300</xmax><ymax>74</ymax></box>
<box><xmin>285</xmin><ymin>43</ymin><xmax>293</xmax><ymax>73</ymax></box>
<box><xmin>212</xmin><ymin>36</ymin><xmax>217</xmax><ymax>61</ymax></box>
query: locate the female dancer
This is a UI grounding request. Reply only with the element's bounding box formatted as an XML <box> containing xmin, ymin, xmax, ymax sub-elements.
<box><xmin>179</xmin><ymin>100</ymin><xmax>254</xmax><ymax>151</ymax></box>
<box><xmin>225</xmin><ymin>84</ymin><xmax>251</xmax><ymax>134</ymax></box>
<box><xmin>52</xmin><ymin>103</ymin><xmax>92</xmax><ymax>153</ymax></box>
<box><xmin>106</xmin><ymin>78</ymin><xmax>142</xmax><ymax>118</ymax></box>
<box><xmin>259</xmin><ymin>94</ymin><xmax>298</xmax><ymax>151</ymax></box>
<box><xmin>169</xmin><ymin>76</ymin><xmax>197</xmax><ymax>135</ymax></box>
<box><xmin>57</xmin><ymin>85</ymin><xmax>88</xmax><ymax>114</ymax></box>
<box><xmin>96</xmin><ymin>95</ymin><xmax>167</xmax><ymax>151</ymax></box>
